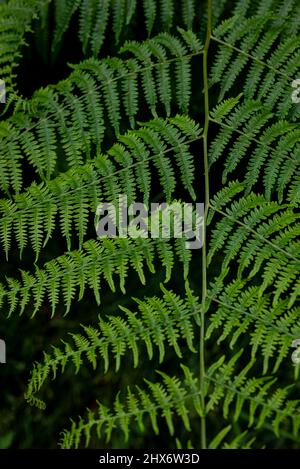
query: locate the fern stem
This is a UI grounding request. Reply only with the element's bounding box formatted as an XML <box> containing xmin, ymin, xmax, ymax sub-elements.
<box><xmin>200</xmin><ymin>0</ymin><xmax>212</xmax><ymax>450</ymax></box>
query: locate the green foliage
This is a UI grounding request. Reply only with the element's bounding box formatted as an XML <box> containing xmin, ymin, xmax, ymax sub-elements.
<box><xmin>0</xmin><ymin>115</ymin><xmax>201</xmax><ymax>258</ymax></box>
<box><xmin>25</xmin><ymin>285</ymin><xmax>199</xmax><ymax>408</ymax></box>
<box><xmin>50</xmin><ymin>0</ymin><xmax>198</xmax><ymax>58</ymax></box>
<box><xmin>1</xmin><ymin>0</ymin><xmax>299</xmax><ymax>450</ymax></box>
<box><xmin>0</xmin><ymin>0</ymin><xmax>41</xmax><ymax>97</ymax></box>
<box><xmin>60</xmin><ymin>365</ymin><xmax>202</xmax><ymax>448</ymax></box>
<box><xmin>0</xmin><ymin>30</ymin><xmax>200</xmax><ymax>194</ymax></box>
<box><xmin>0</xmin><ymin>236</ymin><xmax>192</xmax><ymax>318</ymax></box>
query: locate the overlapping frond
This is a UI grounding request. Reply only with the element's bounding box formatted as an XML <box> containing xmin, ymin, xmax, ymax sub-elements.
<box><xmin>25</xmin><ymin>286</ymin><xmax>200</xmax><ymax>408</ymax></box>
<box><xmin>207</xmin><ymin>352</ymin><xmax>300</xmax><ymax>437</ymax></box>
<box><xmin>206</xmin><ymin>282</ymin><xmax>300</xmax><ymax>374</ymax></box>
<box><xmin>211</xmin><ymin>3</ymin><xmax>300</xmax><ymax>121</ymax></box>
<box><xmin>50</xmin><ymin>0</ymin><xmax>198</xmax><ymax>59</ymax></box>
<box><xmin>209</xmin><ymin>99</ymin><xmax>300</xmax><ymax>202</ymax></box>
<box><xmin>0</xmin><ymin>235</ymin><xmax>192</xmax><ymax>319</ymax></box>
<box><xmin>206</xmin><ymin>188</ymin><xmax>300</xmax><ymax>373</ymax></box>
<box><xmin>59</xmin><ymin>365</ymin><xmax>202</xmax><ymax>448</ymax></box>
<box><xmin>208</xmin><ymin>191</ymin><xmax>300</xmax><ymax>278</ymax></box>
<box><xmin>60</xmin><ymin>353</ymin><xmax>300</xmax><ymax>448</ymax></box>
<box><xmin>0</xmin><ymin>115</ymin><xmax>201</xmax><ymax>259</ymax></box>
<box><xmin>0</xmin><ymin>0</ymin><xmax>40</xmax><ymax>96</ymax></box>
<box><xmin>0</xmin><ymin>31</ymin><xmax>201</xmax><ymax>195</ymax></box>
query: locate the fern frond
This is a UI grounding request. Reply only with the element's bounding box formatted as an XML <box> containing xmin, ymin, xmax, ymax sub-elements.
<box><xmin>49</xmin><ymin>0</ymin><xmax>199</xmax><ymax>59</ymax></box>
<box><xmin>206</xmin><ymin>282</ymin><xmax>300</xmax><ymax>374</ymax></box>
<box><xmin>211</xmin><ymin>9</ymin><xmax>300</xmax><ymax>120</ymax></box>
<box><xmin>9</xmin><ymin>0</ymin><xmax>300</xmax><ymax>451</ymax></box>
<box><xmin>209</xmin><ymin>99</ymin><xmax>300</xmax><ymax>200</ymax></box>
<box><xmin>0</xmin><ymin>31</ymin><xmax>201</xmax><ymax>194</ymax></box>
<box><xmin>207</xmin><ymin>186</ymin><xmax>300</xmax><ymax>374</ymax></box>
<box><xmin>25</xmin><ymin>286</ymin><xmax>200</xmax><ymax>405</ymax></box>
<box><xmin>0</xmin><ymin>0</ymin><xmax>40</xmax><ymax>96</ymax></box>
<box><xmin>59</xmin><ymin>366</ymin><xmax>201</xmax><ymax>448</ymax></box>
<box><xmin>208</xmin><ymin>189</ymin><xmax>300</xmax><ymax>314</ymax></box>
<box><xmin>1</xmin><ymin>232</ymin><xmax>193</xmax><ymax>318</ymax></box>
<box><xmin>52</xmin><ymin>0</ymin><xmax>82</xmax><ymax>60</ymax></box>
<box><xmin>57</xmin><ymin>354</ymin><xmax>300</xmax><ymax>448</ymax></box>
<box><xmin>0</xmin><ymin>115</ymin><xmax>201</xmax><ymax>258</ymax></box>
<box><xmin>207</xmin><ymin>353</ymin><xmax>300</xmax><ymax>437</ymax></box>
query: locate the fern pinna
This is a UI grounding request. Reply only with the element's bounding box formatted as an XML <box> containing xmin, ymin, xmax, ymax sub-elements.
<box><xmin>0</xmin><ymin>0</ymin><xmax>299</xmax><ymax>450</ymax></box>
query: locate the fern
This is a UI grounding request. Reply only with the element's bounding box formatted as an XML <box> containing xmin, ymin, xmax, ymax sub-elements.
<box><xmin>59</xmin><ymin>356</ymin><xmax>300</xmax><ymax>448</ymax></box>
<box><xmin>1</xmin><ymin>234</ymin><xmax>193</xmax><ymax>318</ymax></box>
<box><xmin>0</xmin><ymin>115</ymin><xmax>201</xmax><ymax>258</ymax></box>
<box><xmin>25</xmin><ymin>286</ymin><xmax>199</xmax><ymax>407</ymax></box>
<box><xmin>0</xmin><ymin>0</ymin><xmax>40</xmax><ymax>98</ymax></box>
<box><xmin>206</xmin><ymin>352</ymin><xmax>300</xmax><ymax>437</ymax></box>
<box><xmin>0</xmin><ymin>31</ymin><xmax>201</xmax><ymax>195</ymax></box>
<box><xmin>49</xmin><ymin>0</ymin><xmax>199</xmax><ymax>58</ymax></box>
<box><xmin>59</xmin><ymin>366</ymin><xmax>201</xmax><ymax>448</ymax></box>
<box><xmin>209</xmin><ymin>99</ymin><xmax>300</xmax><ymax>202</ymax></box>
<box><xmin>1</xmin><ymin>0</ymin><xmax>299</xmax><ymax>451</ymax></box>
